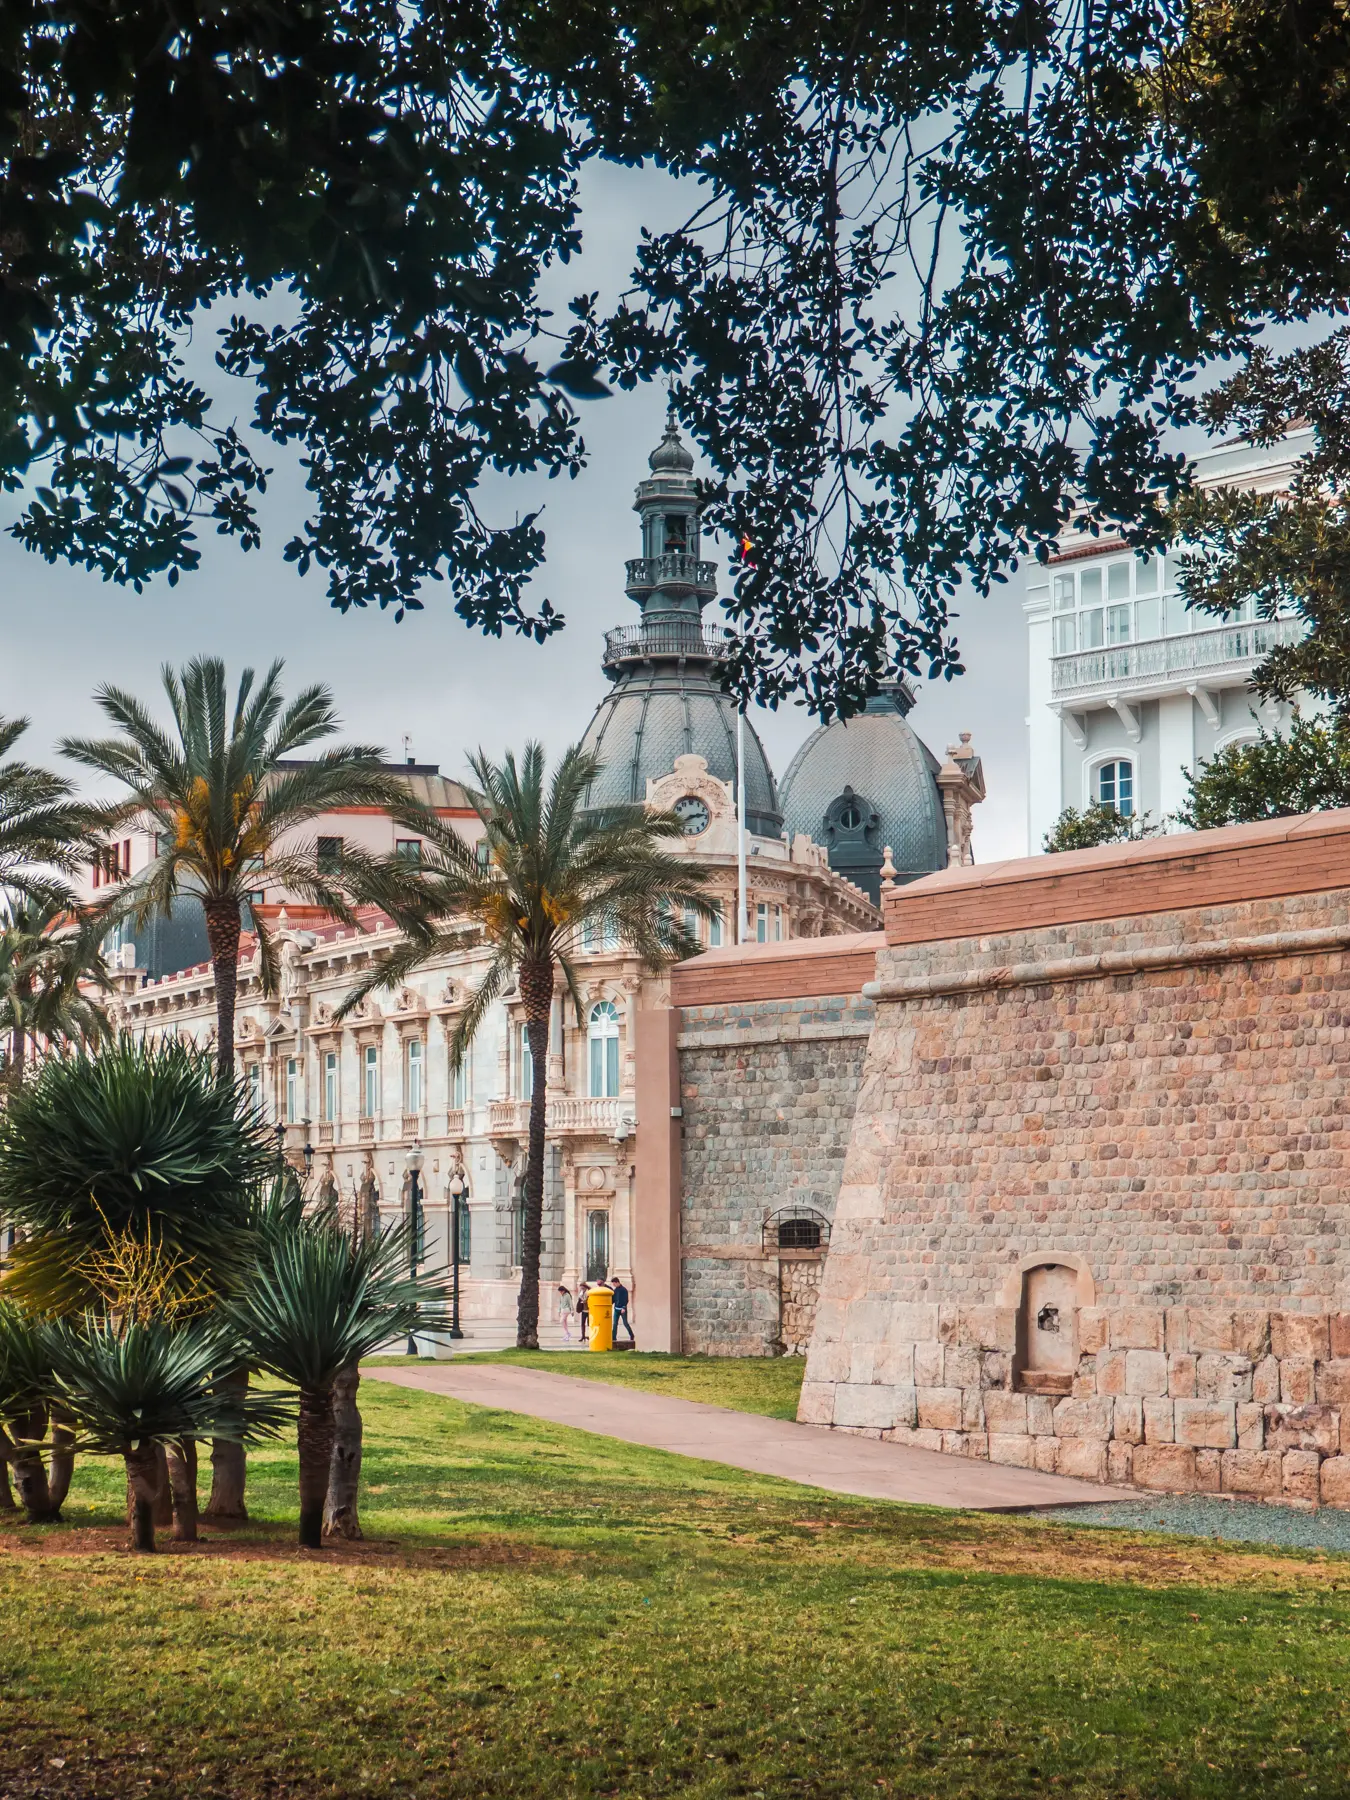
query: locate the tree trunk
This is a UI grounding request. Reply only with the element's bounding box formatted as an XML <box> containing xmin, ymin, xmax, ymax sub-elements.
<box><xmin>323</xmin><ymin>1362</ymin><xmax>363</xmax><ymax>1541</ymax></box>
<box><xmin>5</xmin><ymin>1409</ymin><xmax>58</xmax><ymax>1523</ymax></box>
<box><xmin>202</xmin><ymin>893</ymin><xmax>242</xmax><ymax>1083</ymax></box>
<box><xmin>7</xmin><ymin>1021</ymin><xmax>23</xmax><ymax>1090</ymax></box>
<box><xmin>297</xmin><ymin>1384</ymin><xmax>336</xmax><ymax>1549</ymax></box>
<box><xmin>47</xmin><ymin>1407</ymin><xmax>75</xmax><ymax>1513</ymax></box>
<box><xmin>515</xmin><ymin>968</ymin><xmax>553</xmax><ymax>1351</ymax></box>
<box><xmin>204</xmin><ymin>1366</ymin><xmax>249</xmax><ymax>1521</ymax></box>
<box><xmin>0</xmin><ymin>1457</ymin><xmax>14</xmax><ymax>1512</ymax></box>
<box><xmin>125</xmin><ymin>1444</ymin><xmax>160</xmax><ymax>1553</ymax></box>
<box><xmin>125</xmin><ymin>1443</ymin><xmax>172</xmax><ymax>1530</ymax></box>
<box><xmin>166</xmin><ymin>1439</ymin><xmax>199</xmax><ymax>1542</ymax></box>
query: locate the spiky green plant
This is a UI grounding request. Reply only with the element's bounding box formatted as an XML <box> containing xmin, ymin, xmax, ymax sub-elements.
<box><xmin>337</xmin><ymin>741</ymin><xmax>714</xmax><ymax>1348</ymax></box>
<box><xmin>60</xmin><ymin>657</ymin><xmax>435</xmax><ymax>1079</ymax></box>
<box><xmin>48</xmin><ymin>1315</ymin><xmax>292</xmax><ymax>1551</ymax></box>
<box><xmin>0</xmin><ymin>1037</ymin><xmax>273</xmax><ymax>1316</ymax></box>
<box><xmin>224</xmin><ymin>1214</ymin><xmax>447</xmax><ymax>1546</ymax></box>
<box><xmin>0</xmin><ymin>895</ymin><xmax>113</xmax><ymax>1090</ymax></box>
<box><xmin>0</xmin><ymin>1301</ymin><xmax>62</xmax><ymax>1523</ymax></box>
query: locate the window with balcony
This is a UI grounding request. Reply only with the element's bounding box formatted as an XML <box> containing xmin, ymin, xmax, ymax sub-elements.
<box><xmin>1096</xmin><ymin>760</ymin><xmax>1134</xmax><ymax>818</ymax></box>
<box><xmin>362</xmin><ymin>1045</ymin><xmax>379</xmax><ymax>1118</ymax></box>
<box><xmin>588</xmin><ymin>1001</ymin><xmax>620</xmax><ymax>1098</ymax></box>
<box><xmin>324</xmin><ymin>1051</ymin><xmax>339</xmax><ymax>1122</ymax></box>
<box><xmin>1052</xmin><ymin>555</ymin><xmax>1165</xmax><ymax>653</ymax></box>
<box><xmin>406</xmin><ymin>1039</ymin><xmax>424</xmax><ymax>1112</ymax></box>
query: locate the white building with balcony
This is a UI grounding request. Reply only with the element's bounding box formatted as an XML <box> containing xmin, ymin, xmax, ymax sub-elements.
<box><xmin>1024</xmin><ymin>431</ymin><xmax>1311</xmax><ymax>851</ymax></box>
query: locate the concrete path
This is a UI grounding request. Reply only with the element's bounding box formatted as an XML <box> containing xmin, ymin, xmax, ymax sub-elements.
<box><xmin>365</xmin><ymin>1362</ymin><xmax>1123</xmax><ymax>1512</ymax></box>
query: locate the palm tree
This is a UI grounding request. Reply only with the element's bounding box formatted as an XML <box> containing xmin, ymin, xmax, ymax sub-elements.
<box><xmin>0</xmin><ymin>1300</ymin><xmax>64</xmax><ymax>1524</ymax></box>
<box><xmin>60</xmin><ymin>657</ymin><xmax>432</xmax><ymax>1082</ymax></box>
<box><xmin>0</xmin><ymin>715</ymin><xmax>100</xmax><ymax>908</ymax></box>
<box><xmin>338</xmin><ymin>742</ymin><xmax>714</xmax><ymax>1349</ymax></box>
<box><xmin>224</xmin><ymin>1210</ymin><xmax>446</xmax><ymax>1547</ymax></box>
<box><xmin>47</xmin><ymin>1315</ymin><xmax>291</xmax><ymax>1551</ymax></box>
<box><xmin>0</xmin><ymin>897</ymin><xmax>113</xmax><ymax>1090</ymax></box>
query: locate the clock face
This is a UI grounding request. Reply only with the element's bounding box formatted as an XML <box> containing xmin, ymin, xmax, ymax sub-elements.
<box><xmin>674</xmin><ymin>794</ymin><xmax>711</xmax><ymax>836</ymax></box>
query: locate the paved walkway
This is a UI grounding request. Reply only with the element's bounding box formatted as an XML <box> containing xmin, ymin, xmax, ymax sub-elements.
<box><xmin>365</xmin><ymin>1362</ymin><xmax>1123</xmax><ymax>1512</ymax></box>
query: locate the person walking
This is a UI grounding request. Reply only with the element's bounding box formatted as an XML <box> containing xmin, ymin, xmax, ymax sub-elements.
<box><xmin>611</xmin><ymin>1275</ymin><xmax>634</xmax><ymax>1345</ymax></box>
<box><xmin>575</xmin><ymin>1279</ymin><xmax>590</xmax><ymax>1344</ymax></box>
<box><xmin>557</xmin><ymin>1284</ymin><xmax>574</xmax><ymax>1343</ymax></box>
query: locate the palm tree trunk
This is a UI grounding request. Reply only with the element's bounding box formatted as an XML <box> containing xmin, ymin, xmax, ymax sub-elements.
<box><xmin>5</xmin><ymin>1409</ymin><xmax>58</xmax><ymax>1523</ymax></box>
<box><xmin>516</xmin><ymin>973</ymin><xmax>553</xmax><ymax>1351</ymax></box>
<box><xmin>124</xmin><ymin>1443</ymin><xmax>160</xmax><ymax>1553</ymax></box>
<box><xmin>298</xmin><ymin>1383</ymin><xmax>336</xmax><ymax>1549</ymax></box>
<box><xmin>48</xmin><ymin>1406</ymin><xmax>75</xmax><ymax>1513</ymax></box>
<box><xmin>202</xmin><ymin>894</ymin><xmax>242</xmax><ymax>1083</ymax></box>
<box><xmin>323</xmin><ymin>1361</ymin><xmax>363</xmax><ymax>1541</ymax></box>
<box><xmin>7</xmin><ymin>1021</ymin><xmax>23</xmax><ymax>1091</ymax></box>
<box><xmin>166</xmin><ymin>1439</ymin><xmax>199</xmax><ymax>1542</ymax></box>
<box><xmin>0</xmin><ymin>1457</ymin><xmax>14</xmax><ymax>1512</ymax></box>
<box><xmin>204</xmin><ymin>1366</ymin><xmax>249</xmax><ymax>1521</ymax></box>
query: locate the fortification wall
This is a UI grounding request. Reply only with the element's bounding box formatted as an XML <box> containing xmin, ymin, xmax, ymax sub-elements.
<box><xmin>805</xmin><ymin>811</ymin><xmax>1350</xmax><ymax>1506</ymax></box>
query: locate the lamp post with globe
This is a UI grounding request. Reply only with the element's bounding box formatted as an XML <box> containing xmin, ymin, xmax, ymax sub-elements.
<box><xmin>404</xmin><ymin>1143</ymin><xmax>424</xmax><ymax>1357</ymax></box>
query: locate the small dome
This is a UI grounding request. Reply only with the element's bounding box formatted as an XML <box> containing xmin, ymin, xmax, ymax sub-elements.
<box><xmin>648</xmin><ymin>414</ymin><xmax>695</xmax><ymax>474</ymax></box>
<box><xmin>581</xmin><ymin>662</ymin><xmax>781</xmax><ymax>836</ymax></box>
<box><xmin>779</xmin><ymin>686</ymin><xmax>947</xmax><ymax>904</ymax></box>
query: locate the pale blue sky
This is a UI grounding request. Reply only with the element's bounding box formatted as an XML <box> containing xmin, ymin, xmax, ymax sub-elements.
<box><xmin>0</xmin><ymin>163</ymin><xmax>1030</xmax><ymax>861</ymax></box>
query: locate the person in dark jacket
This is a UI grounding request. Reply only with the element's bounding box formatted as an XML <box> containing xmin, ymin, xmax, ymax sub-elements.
<box><xmin>611</xmin><ymin>1276</ymin><xmax>634</xmax><ymax>1344</ymax></box>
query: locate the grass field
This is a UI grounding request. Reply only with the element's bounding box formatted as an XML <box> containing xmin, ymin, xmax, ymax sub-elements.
<box><xmin>3</xmin><ymin>1370</ymin><xmax>1350</xmax><ymax>1799</ymax></box>
<box><xmin>366</xmin><ymin>1348</ymin><xmax>808</xmax><ymax>1418</ymax></box>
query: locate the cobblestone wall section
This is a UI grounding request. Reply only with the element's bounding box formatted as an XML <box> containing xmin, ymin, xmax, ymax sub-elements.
<box><xmin>678</xmin><ymin>993</ymin><xmax>873</xmax><ymax>1355</ymax></box>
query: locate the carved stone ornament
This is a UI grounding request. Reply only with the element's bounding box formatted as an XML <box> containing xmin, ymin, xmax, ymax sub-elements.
<box><xmin>645</xmin><ymin>753</ymin><xmax>733</xmax><ymax>822</ymax></box>
<box><xmin>313</xmin><ymin>1001</ymin><xmax>333</xmax><ymax>1025</ymax></box>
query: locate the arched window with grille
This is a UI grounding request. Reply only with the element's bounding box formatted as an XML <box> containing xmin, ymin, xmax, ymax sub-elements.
<box><xmin>588</xmin><ymin>1001</ymin><xmax>621</xmax><ymax>1098</ymax></box>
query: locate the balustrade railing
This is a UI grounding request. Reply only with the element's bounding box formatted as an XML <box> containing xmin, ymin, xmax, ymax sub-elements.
<box><xmin>1052</xmin><ymin>616</ymin><xmax>1303</xmax><ymax>700</ymax></box>
<box><xmin>624</xmin><ymin>553</ymin><xmax>717</xmax><ymax>592</ymax></box>
<box><xmin>602</xmin><ymin>622</ymin><xmax>732</xmax><ymax>668</ymax></box>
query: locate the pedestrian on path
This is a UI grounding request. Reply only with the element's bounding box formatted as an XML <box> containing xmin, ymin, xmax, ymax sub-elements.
<box><xmin>557</xmin><ymin>1284</ymin><xmax>574</xmax><ymax>1342</ymax></box>
<box><xmin>575</xmin><ymin>1279</ymin><xmax>590</xmax><ymax>1343</ymax></box>
<box><xmin>611</xmin><ymin>1277</ymin><xmax>634</xmax><ymax>1344</ymax></box>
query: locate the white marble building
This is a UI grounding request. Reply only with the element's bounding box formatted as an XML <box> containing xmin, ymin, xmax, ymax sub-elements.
<box><xmin>1024</xmin><ymin>431</ymin><xmax>1312</xmax><ymax>851</ymax></box>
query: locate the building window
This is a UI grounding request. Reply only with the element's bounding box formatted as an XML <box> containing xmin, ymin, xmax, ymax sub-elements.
<box><xmin>406</xmin><ymin>1039</ymin><xmax>424</xmax><ymax>1112</ymax></box>
<box><xmin>586</xmin><ymin>1209</ymin><xmax>610</xmax><ymax>1282</ymax></box>
<box><xmin>773</xmin><ymin>905</ymin><xmax>784</xmax><ymax>942</ymax></box>
<box><xmin>1096</xmin><ymin>760</ymin><xmax>1134</xmax><ymax>818</ymax></box>
<box><xmin>246</xmin><ymin>1063</ymin><xmax>264</xmax><ymax>1118</ymax></box>
<box><xmin>709</xmin><ymin>903</ymin><xmax>723</xmax><ymax>948</ymax></box>
<box><xmin>518</xmin><ymin>1025</ymin><xmax>533</xmax><ymax>1101</ymax></box>
<box><xmin>317</xmin><ymin>836</ymin><xmax>343</xmax><ymax>875</ymax></box>
<box><xmin>452</xmin><ymin>1052</ymin><xmax>470</xmax><ymax>1110</ymax></box>
<box><xmin>324</xmin><ymin>1052</ymin><xmax>339</xmax><ymax>1122</ymax></box>
<box><xmin>285</xmin><ymin>1057</ymin><xmax>300</xmax><ymax>1123</ymax></box>
<box><xmin>682</xmin><ymin>905</ymin><xmax>700</xmax><ymax>945</ymax></box>
<box><xmin>756</xmin><ymin>902</ymin><xmax>768</xmax><ymax>943</ymax></box>
<box><xmin>588</xmin><ymin>1001</ymin><xmax>620</xmax><ymax>1098</ymax></box>
<box><xmin>395</xmin><ymin>839</ymin><xmax>422</xmax><ymax>865</ymax></box>
<box><xmin>362</xmin><ymin>1045</ymin><xmax>379</xmax><ymax>1118</ymax></box>
<box><xmin>1052</xmin><ymin>555</ymin><xmax>1170</xmax><ymax>652</ymax></box>
<box><xmin>583</xmin><ymin>913</ymin><xmax>619</xmax><ymax>953</ymax></box>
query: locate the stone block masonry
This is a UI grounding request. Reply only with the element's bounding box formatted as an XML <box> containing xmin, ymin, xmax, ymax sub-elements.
<box><xmin>805</xmin><ymin>812</ymin><xmax>1350</xmax><ymax>1507</ymax></box>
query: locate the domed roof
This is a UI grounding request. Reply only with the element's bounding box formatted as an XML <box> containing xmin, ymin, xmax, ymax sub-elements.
<box><xmin>779</xmin><ymin>685</ymin><xmax>947</xmax><ymax>903</ymax></box>
<box><xmin>647</xmin><ymin>412</ymin><xmax>695</xmax><ymax>474</ymax></box>
<box><xmin>581</xmin><ymin>660</ymin><xmax>781</xmax><ymax>836</ymax></box>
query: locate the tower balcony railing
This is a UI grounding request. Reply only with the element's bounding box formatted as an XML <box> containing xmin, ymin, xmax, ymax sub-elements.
<box><xmin>1051</xmin><ymin>616</ymin><xmax>1303</xmax><ymax>703</ymax></box>
<box><xmin>602</xmin><ymin>622</ymin><xmax>733</xmax><ymax>669</ymax></box>
<box><xmin>624</xmin><ymin>553</ymin><xmax>718</xmax><ymax>594</ymax></box>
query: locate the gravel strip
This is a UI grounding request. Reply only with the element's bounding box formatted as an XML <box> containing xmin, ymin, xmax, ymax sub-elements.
<box><xmin>1037</xmin><ymin>1494</ymin><xmax>1350</xmax><ymax>1552</ymax></box>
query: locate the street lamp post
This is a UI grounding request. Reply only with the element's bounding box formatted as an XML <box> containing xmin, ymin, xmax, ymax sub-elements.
<box><xmin>404</xmin><ymin>1143</ymin><xmax>424</xmax><ymax>1358</ymax></box>
<box><xmin>273</xmin><ymin>1119</ymin><xmax>287</xmax><ymax>1174</ymax></box>
<box><xmin>302</xmin><ymin>1120</ymin><xmax>314</xmax><ymax>1187</ymax></box>
<box><xmin>448</xmin><ymin>1168</ymin><xmax>467</xmax><ymax>1341</ymax></box>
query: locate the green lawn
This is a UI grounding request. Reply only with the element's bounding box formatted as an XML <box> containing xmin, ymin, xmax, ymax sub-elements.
<box><xmin>367</xmin><ymin>1348</ymin><xmax>808</xmax><ymax>1418</ymax></box>
<box><xmin>3</xmin><ymin>1374</ymin><xmax>1349</xmax><ymax>1799</ymax></box>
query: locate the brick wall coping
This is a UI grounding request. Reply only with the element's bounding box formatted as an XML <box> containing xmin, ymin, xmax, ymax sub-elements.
<box><xmin>884</xmin><ymin>807</ymin><xmax>1350</xmax><ymax>945</ymax></box>
<box><xmin>866</xmin><ymin>919</ymin><xmax>1350</xmax><ymax>1004</ymax></box>
<box><xmin>671</xmin><ymin>932</ymin><xmax>884</xmax><ymax>1006</ymax></box>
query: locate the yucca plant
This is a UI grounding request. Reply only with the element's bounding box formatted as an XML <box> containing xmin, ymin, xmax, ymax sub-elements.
<box><xmin>0</xmin><ymin>1036</ymin><xmax>272</xmax><ymax>1317</ymax></box>
<box><xmin>48</xmin><ymin>1315</ymin><xmax>292</xmax><ymax>1551</ymax></box>
<box><xmin>0</xmin><ymin>1301</ymin><xmax>67</xmax><ymax>1524</ymax></box>
<box><xmin>225</xmin><ymin>1214</ymin><xmax>447</xmax><ymax>1547</ymax></box>
<box><xmin>61</xmin><ymin>657</ymin><xmax>434</xmax><ymax>1081</ymax></box>
<box><xmin>338</xmin><ymin>742</ymin><xmax>713</xmax><ymax>1347</ymax></box>
<box><xmin>0</xmin><ymin>1037</ymin><xmax>274</xmax><ymax>1521</ymax></box>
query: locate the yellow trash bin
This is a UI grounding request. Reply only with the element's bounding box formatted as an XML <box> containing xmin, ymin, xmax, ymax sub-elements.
<box><xmin>586</xmin><ymin>1284</ymin><xmax>614</xmax><ymax>1352</ymax></box>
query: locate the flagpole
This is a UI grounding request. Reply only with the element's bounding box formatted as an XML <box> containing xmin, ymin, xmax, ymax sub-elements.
<box><xmin>737</xmin><ymin>707</ymin><xmax>747</xmax><ymax>944</ymax></box>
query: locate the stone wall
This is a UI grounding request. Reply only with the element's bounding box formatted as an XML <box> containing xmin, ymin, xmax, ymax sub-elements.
<box><xmin>678</xmin><ymin>992</ymin><xmax>873</xmax><ymax>1355</ymax></box>
<box><xmin>806</xmin><ymin>813</ymin><xmax>1350</xmax><ymax>1506</ymax></box>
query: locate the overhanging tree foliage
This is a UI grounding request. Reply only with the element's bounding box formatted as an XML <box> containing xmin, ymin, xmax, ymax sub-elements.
<box><xmin>5</xmin><ymin>0</ymin><xmax>1348</xmax><ymax>714</ymax></box>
